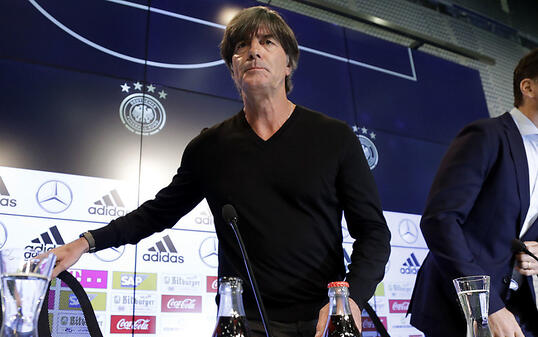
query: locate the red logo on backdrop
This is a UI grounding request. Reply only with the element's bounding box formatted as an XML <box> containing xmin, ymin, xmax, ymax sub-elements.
<box><xmin>161</xmin><ymin>295</ymin><xmax>202</xmax><ymax>313</ymax></box>
<box><xmin>207</xmin><ymin>276</ymin><xmax>218</xmax><ymax>293</ymax></box>
<box><xmin>361</xmin><ymin>316</ymin><xmax>387</xmax><ymax>331</ymax></box>
<box><xmin>389</xmin><ymin>299</ymin><xmax>410</xmax><ymax>313</ymax></box>
<box><xmin>110</xmin><ymin>315</ymin><xmax>156</xmax><ymax>334</ymax></box>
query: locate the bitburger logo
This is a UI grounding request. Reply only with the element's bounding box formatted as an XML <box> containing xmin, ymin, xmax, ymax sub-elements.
<box><xmin>143</xmin><ymin>235</ymin><xmax>184</xmax><ymax>264</ymax></box>
<box><xmin>88</xmin><ymin>189</ymin><xmax>126</xmax><ymax>217</ymax></box>
<box><xmin>119</xmin><ymin>81</ymin><xmax>166</xmax><ymax>135</ymax></box>
<box><xmin>352</xmin><ymin>124</ymin><xmax>379</xmax><ymax>170</ymax></box>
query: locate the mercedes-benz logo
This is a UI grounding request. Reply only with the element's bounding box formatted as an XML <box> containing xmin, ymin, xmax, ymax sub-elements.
<box><xmin>36</xmin><ymin>180</ymin><xmax>73</xmax><ymax>213</ymax></box>
<box><xmin>398</xmin><ymin>218</ymin><xmax>418</xmax><ymax>243</ymax></box>
<box><xmin>94</xmin><ymin>246</ymin><xmax>125</xmax><ymax>262</ymax></box>
<box><xmin>199</xmin><ymin>236</ymin><xmax>218</xmax><ymax>268</ymax></box>
<box><xmin>0</xmin><ymin>221</ymin><xmax>7</xmax><ymax>249</ymax></box>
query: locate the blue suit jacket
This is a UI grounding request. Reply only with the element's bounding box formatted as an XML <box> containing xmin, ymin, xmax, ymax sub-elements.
<box><xmin>410</xmin><ymin>112</ymin><xmax>538</xmax><ymax>335</ymax></box>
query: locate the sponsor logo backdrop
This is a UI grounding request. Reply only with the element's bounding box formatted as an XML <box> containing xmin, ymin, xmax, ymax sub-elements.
<box><xmin>0</xmin><ymin>0</ymin><xmax>488</xmax><ymax>336</ymax></box>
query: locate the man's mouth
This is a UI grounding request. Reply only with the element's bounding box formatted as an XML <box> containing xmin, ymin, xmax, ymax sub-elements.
<box><xmin>246</xmin><ymin>67</ymin><xmax>266</xmax><ymax>72</ymax></box>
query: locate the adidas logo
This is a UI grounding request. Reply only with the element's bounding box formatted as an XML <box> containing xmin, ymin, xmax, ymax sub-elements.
<box><xmin>0</xmin><ymin>176</ymin><xmax>16</xmax><ymax>207</ymax></box>
<box><xmin>400</xmin><ymin>252</ymin><xmax>421</xmax><ymax>274</ymax></box>
<box><xmin>143</xmin><ymin>235</ymin><xmax>184</xmax><ymax>264</ymax></box>
<box><xmin>25</xmin><ymin>225</ymin><xmax>65</xmax><ymax>256</ymax></box>
<box><xmin>88</xmin><ymin>189</ymin><xmax>126</xmax><ymax>216</ymax></box>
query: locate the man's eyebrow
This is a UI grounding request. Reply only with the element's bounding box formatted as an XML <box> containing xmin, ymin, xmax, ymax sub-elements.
<box><xmin>258</xmin><ymin>33</ymin><xmax>276</xmax><ymax>40</ymax></box>
<box><xmin>235</xmin><ymin>33</ymin><xmax>276</xmax><ymax>45</ymax></box>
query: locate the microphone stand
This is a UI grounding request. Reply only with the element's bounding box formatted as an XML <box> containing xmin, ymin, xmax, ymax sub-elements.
<box><xmin>227</xmin><ymin>216</ymin><xmax>273</xmax><ymax>337</ymax></box>
<box><xmin>512</xmin><ymin>239</ymin><xmax>538</xmax><ymax>262</ymax></box>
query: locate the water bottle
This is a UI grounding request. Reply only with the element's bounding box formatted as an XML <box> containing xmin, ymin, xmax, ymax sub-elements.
<box><xmin>212</xmin><ymin>277</ymin><xmax>250</xmax><ymax>337</ymax></box>
<box><xmin>322</xmin><ymin>281</ymin><xmax>361</xmax><ymax>337</ymax></box>
<box><xmin>0</xmin><ymin>248</ymin><xmax>56</xmax><ymax>337</ymax></box>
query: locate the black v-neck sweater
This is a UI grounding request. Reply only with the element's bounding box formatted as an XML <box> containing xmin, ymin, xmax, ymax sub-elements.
<box><xmin>91</xmin><ymin>105</ymin><xmax>390</xmax><ymax>322</ymax></box>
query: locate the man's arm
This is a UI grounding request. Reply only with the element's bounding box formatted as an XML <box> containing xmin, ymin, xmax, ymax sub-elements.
<box><xmin>50</xmin><ymin>138</ymin><xmax>205</xmax><ymax>275</ymax></box>
<box><xmin>314</xmin><ymin>126</ymin><xmax>390</xmax><ymax>336</ymax></box>
<box><xmin>420</xmin><ymin>121</ymin><xmax>525</xmax><ymax>336</ymax></box>
<box><xmin>90</xmin><ymin>163</ymin><xmax>203</xmax><ymax>251</ymax></box>
<box><xmin>337</xmin><ymin>127</ymin><xmax>391</xmax><ymax>308</ymax></box>
<box><xmin>419</xmin><ymin>122</ymin><xmax>503</xmax><ymax>307</ymax></box>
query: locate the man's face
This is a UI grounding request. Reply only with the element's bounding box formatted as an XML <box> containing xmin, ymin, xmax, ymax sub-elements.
<box><xmin>230</xmin><ymin>27</ymin><xmax>291</xmax><ymax>95</ymax></box>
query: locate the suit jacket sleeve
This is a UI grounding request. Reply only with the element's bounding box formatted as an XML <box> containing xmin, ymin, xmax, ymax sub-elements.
<box><xmin>420</xmin><ymin>121</ymin><xmax>506</xmax><ymax>312</ymax></box>
<box><xmin>337</xmin><ymin>127</ymin><xmax>391</xmax><ymax>308</ymax></box>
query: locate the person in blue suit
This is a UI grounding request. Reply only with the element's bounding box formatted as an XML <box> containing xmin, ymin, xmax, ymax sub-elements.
<box><xmin>410</xmin><ymin>48</ymin><xmax>538</xmax><ymax>336</ymax></box>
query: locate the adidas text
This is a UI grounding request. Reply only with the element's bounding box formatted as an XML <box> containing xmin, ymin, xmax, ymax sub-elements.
<box><xmin>400</xmin><ymin>266</ymin><xmax>419</xmax><ymax>274</ymax></box>
<box><xmin>142</xmin><ymin>252</ymin><xmax>184</xmax><ymax>264</ymax></box>
<box><xmin>24</xmin><ymin>244</ymin><xmax>55</xmax><ymax>258</ymax></box>
<box><xmin>88</xmin><ymin>206</ymin><xmax>125</xmax><ymax>216</ymax></box>
<box><xmin>0</xmin><ymin>197</ymin><xmax>16</xmax><ymax>207</ymax></box>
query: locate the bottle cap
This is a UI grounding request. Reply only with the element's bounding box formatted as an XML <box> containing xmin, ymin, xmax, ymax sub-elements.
<box><xmin>327</xmin><ymin>281</ymin><xmax>349</xmax><ymax>288</ymax></box>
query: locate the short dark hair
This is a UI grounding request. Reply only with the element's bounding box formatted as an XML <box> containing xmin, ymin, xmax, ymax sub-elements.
<box><xmin>220</xmin><ymin>6</ymin><xmax>299</xmax><ymax>93</ymax></box>
<box><xmin>513</xmin><ymin>48</ymin><xmax>538</xmax><ymax>107</ymax></box>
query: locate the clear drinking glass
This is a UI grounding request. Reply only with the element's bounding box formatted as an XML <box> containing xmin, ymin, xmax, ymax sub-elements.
<box><xmin>453</xmin><ymin>275</ymin><xmax>493</xmax><ymax>337</ymax></box>
<box><xmin>0</xmin><ymin>248</ymin><xmax>56</xmax><ymax>337</ymax></box>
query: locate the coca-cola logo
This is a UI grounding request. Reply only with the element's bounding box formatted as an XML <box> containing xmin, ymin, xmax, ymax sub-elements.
<box><xmin>362</xmin><ymin>316</ymin><xmax>375</xmax><ymax>331</ymax></box>
<box><xmin>161</xmin><ymin>295</ymin><xmax>202</xmax><ymax>313</ymax></box>
<box><xmin>389</xmin><ymin>299</ymin><xmax>410</xmax><ymax>313</ymax></box>
<box><xmin>207</xmin><ymin>276</ymin><xmax>218</xmax><ymax>293</ymax></box>
<box><xmin>361</xmin><ymin>316</ymin><xmax>387</xmax><ymax>331</ymax></box>
<box><xmin>110</xmin><ymin>316</ymin><xmax>155</xmax><ymax>334</ymax></box>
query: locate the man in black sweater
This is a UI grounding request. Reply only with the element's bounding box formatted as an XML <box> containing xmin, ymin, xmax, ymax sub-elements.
<box><xmin>51</xmin><ymin>6</ymin><xmax>390</xmax><ymax>337</ymax></box>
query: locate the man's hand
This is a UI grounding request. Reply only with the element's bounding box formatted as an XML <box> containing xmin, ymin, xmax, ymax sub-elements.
<box><xmin>515</xmin><ymin>241</ymin><xmax>538</xmax><ymax>276</ymax></box>
<box><xmin>488</xmin><ymin>307</ymin><xmax>524</xmax><ymax>337</ymax></box>
<box><xmin>314</xmin><ymin>299</ymin><xmax>362</xmax><ymax>337</ymax></box>
<box><xmin>49</xmin><ymin>238</ymin><xmax>89</xmax><ymax>278</ymax></box>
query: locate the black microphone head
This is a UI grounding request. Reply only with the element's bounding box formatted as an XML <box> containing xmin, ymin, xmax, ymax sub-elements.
<box><xmin>222</xmin><ymin>204</ymin><xmax>238</xmax><ymax>224</ymax></box>
<box><xmin>511</xmin><ymin>238</ymin><xmax>526</xmax><ymax>253</ymax></box>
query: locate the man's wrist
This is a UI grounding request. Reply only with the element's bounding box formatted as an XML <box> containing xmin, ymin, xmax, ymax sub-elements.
<box><xmin>79</xmin><ymin>231</ymin><xmax>96</xmax><ymax>253</ymax></box>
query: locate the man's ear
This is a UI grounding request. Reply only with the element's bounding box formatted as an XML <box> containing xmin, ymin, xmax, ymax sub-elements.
<box><xmin>520</xmin><ymin>78</ymin><xmax>536</xmax><ymax>99</ymax></box>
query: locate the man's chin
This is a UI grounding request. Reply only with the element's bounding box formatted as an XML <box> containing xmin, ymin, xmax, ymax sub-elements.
<box><xmin>241</xmin><ymin>81</ymin><xmax>272</xmax><ymax>93</ymax></box>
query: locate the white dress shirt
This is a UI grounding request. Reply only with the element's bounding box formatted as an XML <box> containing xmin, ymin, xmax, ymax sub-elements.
<box><xmin>509</xmin><ymin>108</ymin><xmax>538</xmax><ymax>237</ymax></box>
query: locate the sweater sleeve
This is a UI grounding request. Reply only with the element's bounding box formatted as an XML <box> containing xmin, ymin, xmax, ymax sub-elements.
<box><xmin>336</xmin><ymin>127</ymin><xmax>391</xmax><ymax>308</ymax></box>
<box><xmin>90</xmin><ymin>138</ymin><xmax>205</xmax><ymax>251</ymax></box>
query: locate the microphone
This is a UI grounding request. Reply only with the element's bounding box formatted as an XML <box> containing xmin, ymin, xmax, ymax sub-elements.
<box><xmin>511</xmin><ymin>239</ymin><xmax>538</xmax><ymax>262</ymax></box>
<box><xmin>222</xmin><ymin>204</ymin><xmax>272</xmax><ymax>337</ymax></box>
<box><xmin>222</xmin><ymin>204</ymin><xmax>238</xmax><ymax>226</ymax></box>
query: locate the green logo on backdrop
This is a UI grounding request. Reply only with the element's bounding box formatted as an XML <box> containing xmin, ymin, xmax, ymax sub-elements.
<box><xmin>59</xmin><ymin>291</ymin><xmax>107</xmax><ymax>311</ymax></box>
<box><xmin>375</xmin><ymin>282</ymin><xmax>385</xmax><ymax>296</ymax></box>
<box><xmin>112</xmin><ymin>271</ymin><xmax>157</xmax><ymax>290</ymax></box>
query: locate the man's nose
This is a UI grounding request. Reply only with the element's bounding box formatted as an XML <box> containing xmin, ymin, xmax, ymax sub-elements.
<box><xmin>248</xmin><ymin>40</ymin><xmax>262</xmax><ymax>58</ymax></box>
